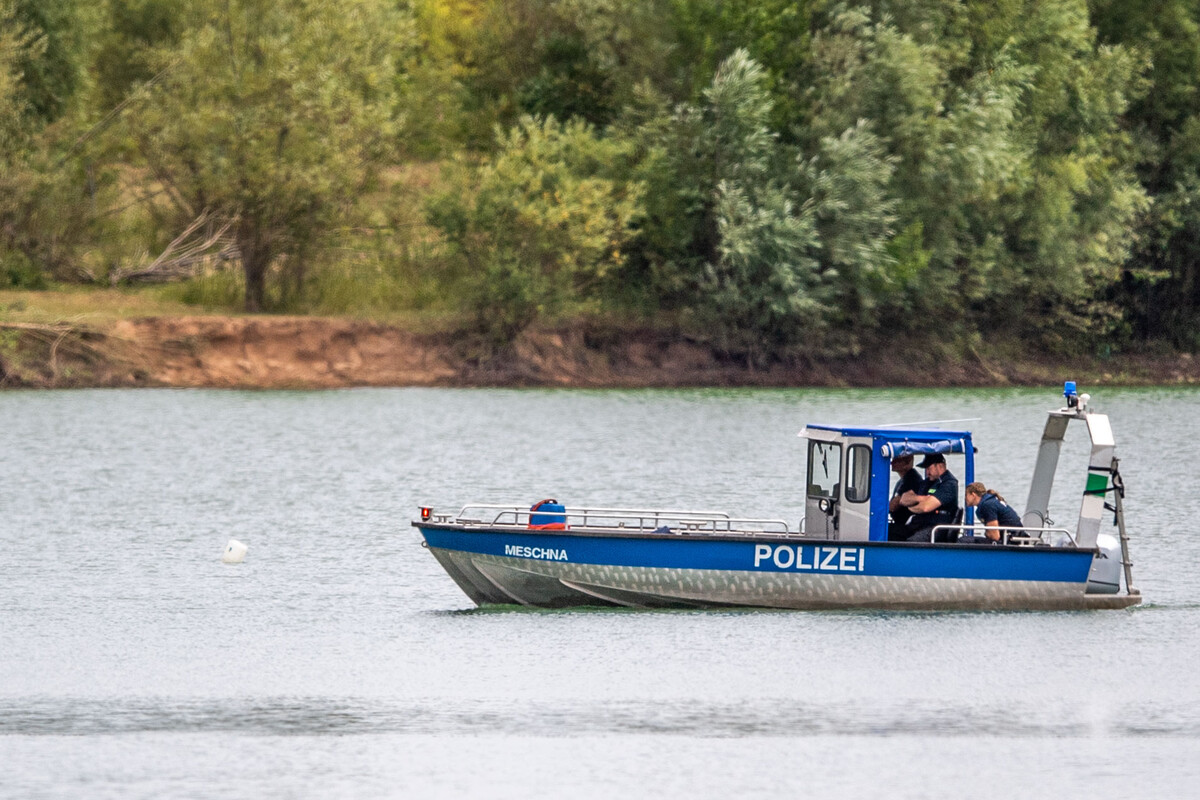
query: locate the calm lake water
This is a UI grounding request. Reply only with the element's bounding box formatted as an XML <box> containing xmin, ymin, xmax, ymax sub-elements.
<box><xmin>2</xmin><ymin>387</ymin><xmax>1198</xmax><ymax>798</ymax></box>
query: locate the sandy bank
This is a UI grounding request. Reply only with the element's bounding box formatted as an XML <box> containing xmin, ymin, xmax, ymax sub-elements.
<box><xmin>1</xmin><ymin>316</ymin><xmax>1198</xmax><ymax>389</ymax></box>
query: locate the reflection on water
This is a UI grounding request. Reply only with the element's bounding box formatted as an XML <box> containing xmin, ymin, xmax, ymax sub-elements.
<box><xmin>4</xmin><ymin>696</ymin><xmax>1200</xmax><ymax>738</ymax></box>
<box><xmin>1</xmin><ymin>387</ymin><xmax>1199</xmax><ymax>797</ymax></box>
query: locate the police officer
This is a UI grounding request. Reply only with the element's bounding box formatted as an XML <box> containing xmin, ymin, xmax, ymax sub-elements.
<box><xmin>898</xmin><ymin>453</ymin><xmax>959</xmax><ymax>542</ymax></box>
<box><xmin>964</xmin><ymin>482</ymin><xmax>1023</xmax><ymax>544</ymax></box>
<box><xmin>888</xmin><ymin>454</ymin><xmax>923</xmax><ymax>541</ymax></box>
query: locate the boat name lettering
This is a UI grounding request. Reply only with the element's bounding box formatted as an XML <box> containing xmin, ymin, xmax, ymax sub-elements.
<box><xmin>504</xmin><ymin>544</ymin><xmax>569</xmax><ymax>561</ymax></box>
<box><xmin>753</xmin><ymin>544</ymin><xmax>865</xmax><ymax>572</ymax></box>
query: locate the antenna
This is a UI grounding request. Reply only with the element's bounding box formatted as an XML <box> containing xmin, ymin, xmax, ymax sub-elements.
<box><xmin>876</xmin><ymin>418</ymin><xmax>981</xmax><ymax>428</ymax></box>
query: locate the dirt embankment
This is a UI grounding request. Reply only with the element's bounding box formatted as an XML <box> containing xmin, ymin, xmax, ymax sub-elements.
<box><xmin>2</xmin><ymin>316</ymin><xmax>1199</xmax><ymax>389</ymax></box>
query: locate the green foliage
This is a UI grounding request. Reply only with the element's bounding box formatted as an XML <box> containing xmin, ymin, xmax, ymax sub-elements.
<box><xmin>0</xmin><ymin>0</ymin><xmax>35</xmax><ymax>152</ymax></box>
<box><xmin>666</xmin><ymin>0</ymin><xmax>812</xmax><ymax>130</ymax></box>
<box><xmin>175</xmin><ymin>266</ymin><xmax>243</xmax><ymax>309</ymax></box>
<box><xmin>445</xmin><ymin>0</ymin><xmax>565</xmax><ymax>147</ymax></box>
<box><xmin>1</xmin><ymin>249</ymin><xmax>47</xmax><ymax>288</ymax></box>
<box><xmin>697</xmin><ymin>52</ymin><xmax>821</xmax><ymax>364</ymax></box>
<box><xmin>710</xmin><ymin>183</ymin><xmax>820</xmax><ymax>365</ymax></box>
<box><xmin>1</xmin><ymin>1</ymin><xmax>97</xmax><ymax>285</ymax></box>
<box><xmin>125</xmin><ymin>0</ymin><xmax>412</xmax><ymax>311</ymax></box>
<box><xmin>803</xmin><ymin>120</ymin><xmax>897</xmax><ymax>330</ymax></box>
<box><xmin>634</xmin><ymin>50</ymin><xmax>783</xmax><ymax>307</ymax></box>
<box><xmin>638</xmin><ymin>50</ymin><xmax>895</xmax><ymax>361</ymax></box>
<box><xmin>554</xmin><ymin>0</ymin><xmax>677</xmax><ymax>104</ymax></box>
<box><xmin>1091</xmin><ymin>0</ymin><xmax>1200</xmax><ymax>138</ymax></box>
<box><xmin>0</xmin><ymin>0</ymin><xmax>1195</xmax><ymax>359</ymax></box>
<box><xmin>517</xmin><ymin>33</ymin><xmax>615</xmax><ymax>126</ymax></box>
<box><xmin>8</xmin><ymin>0</ymin><xmax>84</xmax><ymax>123</ymax></box>
<box><xmin>0</xmin><ymin>152</ymin><xmax>99</xmax><ymax>280</ymax></box>
<box><xmin>443</xmin><ymin>0</ymin><xmax>629</xmax><ymax>144</ymax></box>
<box><xmin>804</xmin><ymin>2</ymin><xmax>1146</xmax><ymax>344</ymax></box>
<box><xmin>93</xmin><ymin>0</ymin><xmax>188</xmax><ymax>110</ymax></box>
<box><xmin>401</xmin><ymin>0</ymin><xmax>490</xmax><ymax>156</ymax></box>
<box><xmin>1091</xmin><ymin>0</ymin><xmax>1200</xmax><ymax>347</ymax></box>
<box><xmin>428</xmin><ymin>115</ymin><xmax>645</xmax><ymax>346</ymax></box>
<box><xmin>1123</xmin><ymin>114</ymin><xmax>1200</xmax><ymax>344</ymax></box>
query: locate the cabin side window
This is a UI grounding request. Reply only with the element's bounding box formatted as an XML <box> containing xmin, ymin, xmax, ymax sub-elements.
<box><xmin>807</xmin><ymin>441</ymin><xmax>842</xmax><ymax>500</ymax></box>
<box><xmin>845</xmin><ymin>445</ymin><xmax>871</xmax><ymax>503</ymax></box>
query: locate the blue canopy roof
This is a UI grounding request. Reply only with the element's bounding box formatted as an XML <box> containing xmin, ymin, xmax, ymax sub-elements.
<box><xmin>802</xmin><ymin>424</ymin><xmax>974</xmax><ymax>458</ymax></box>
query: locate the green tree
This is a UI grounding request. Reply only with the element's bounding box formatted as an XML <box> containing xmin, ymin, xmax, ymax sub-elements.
<box><xmin>124</xmin><ymin>0</ymin><xmax>410</xmax><ymax>311</ymax></box>
<box><xmin>0</xmin><ymin>0</ymin><xmax>35</xmax><ymax>150</ymax></box>
<box><xmin>517</xmin><ymin>31</ymin><xmax>615</xmax><ymax>126</ymax></box>
<box><xmin>666</xmin><ymin>0</ymin><xmax>812</xmax><ymax>131</ymax></box>
<box><xmin>700</xmin><ymin>52</ymin><xmax>822</xmax><ymax>364</ymax></box>
<box><xmin>804</xmin><ymin>2</ymin><xmax>1146</xmax><ymax>345</ymax></box>
<box><xmin>428</xmin><ymin>115</ymin><xmax>644</xmax><ymax>345</ymax></box>
<box><xmin>634</xmin><ymin>51</ymin><xmax>831</xmax><ymax>363</ymax></box>
<box><xmin>802</xmin><ymin>120</ymin><xmax>897</xmax><ymax>333</ymax></box>
<box><xmin>1</xmin><ymin>0</ymin><xmax>38</xmax><ymax>285</ymax></box>
<box><xmin>1091</xmin><ymin>0</ymin><xmax>1200</xmax><ymax>345</ymax></box>
<box><xmin>93</xmin><ymin>0</ymin><xmax>188</xmax><ymax>111</ymax></box>
<box><xmin>450</xmin><ymin>0</ymin><xmax>624</xmax><ymax>141</ymax></box>
<box><xmin>8</xmin><ymin>0</ymin><xmax>85</xmax><ymax>123</ymax></box>
<box><xmin>554</xmin><ymin>0</ymin><xmax>678</xmax><ymax>105</ymax></box>
<box><xmin>634</xmin><ymin>49</ymin><xmax>784</xmax><ymax>307</ymax></box>
<box><xmin>1</xmin><ymin>0</ymin><xmax>88</xmax><ymax>288</ymax></box>
<box><xmin>1131</xmin><ymin>116</ymin><xmax>1200</xmax><ymax>346</ymax></box>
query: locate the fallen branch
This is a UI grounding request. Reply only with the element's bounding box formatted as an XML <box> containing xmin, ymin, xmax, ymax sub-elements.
<box><xmin>110</xmin><ymin>210</ymin><xmax>236</xmax><ymax>285</ymax></box>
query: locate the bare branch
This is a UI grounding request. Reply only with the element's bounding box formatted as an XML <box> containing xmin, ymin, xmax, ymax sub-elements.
<box><xmin>110</xmin><ymin>211</ymin><xmax>238</xmax><ymax>285</ymax></box>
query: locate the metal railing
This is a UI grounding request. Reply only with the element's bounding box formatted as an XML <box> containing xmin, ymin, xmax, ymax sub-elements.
<box><xmin>439</xmin><ymin>504</ymin><xmax>794</xmax><ymax>537</ymax></box>
<box><xmin>425</xmin><ymin>505</ymin><xmax>1076</xmax><ymax>545</ymax></box>
<box><xmin>930</xmin><ymin>523</ymin><xmax>1076</xmax><ymax>546</ymax></box>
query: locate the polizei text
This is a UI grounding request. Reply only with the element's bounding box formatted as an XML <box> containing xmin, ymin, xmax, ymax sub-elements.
<box><xmin>753</xmin><ymin>544</ymin><xmax>866</xmax><ymax>572</ymax></box>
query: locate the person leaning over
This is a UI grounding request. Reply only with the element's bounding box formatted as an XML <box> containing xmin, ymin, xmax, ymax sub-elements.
<box><xmin>888</xmin><ymin>454</ymin><xmax>923</xmax><ymax>541</ymax></box>
<box><xmin>899</xmin><ymin>453</ymin><xmax>959</xmax><ymax>542</ymax></box>
<box><xmin>963</xmin><ymin>482</ymin><xmax>1024</xmax><ymax>544</ymax></box>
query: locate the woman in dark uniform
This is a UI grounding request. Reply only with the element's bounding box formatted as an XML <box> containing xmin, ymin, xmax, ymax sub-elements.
<box><xmin>964</xmin><ymin>482</ymin><xmax>1024</xmax><ymax>544</ymax></box>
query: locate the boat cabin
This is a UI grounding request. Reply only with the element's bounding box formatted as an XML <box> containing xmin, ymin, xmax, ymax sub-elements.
<box><xmin>800</xmin><ymin>424</ymin><xmax>975</xmax><ymax>541</ymax></box>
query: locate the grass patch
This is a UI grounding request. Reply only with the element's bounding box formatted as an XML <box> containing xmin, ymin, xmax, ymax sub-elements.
<box><xmin>0</xmin><ymin>281</ymin><xmax>472</xmax><ymax>333</ymax></box>
<box><xmin>0</xmin><ymin>285</ymin><xmax>205</xmax><ymax>324</ymax></box>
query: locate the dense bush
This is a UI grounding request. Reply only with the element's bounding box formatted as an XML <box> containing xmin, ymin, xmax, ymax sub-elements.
<box><xmin>2</xmin><ymin>0</ymin><xmax>1198</xmax><ymax>360</ymax></box>
<box><xmin>428</xmin><ymin>115</ymin><xmax>644</xmax><ymax>346</ymax></box>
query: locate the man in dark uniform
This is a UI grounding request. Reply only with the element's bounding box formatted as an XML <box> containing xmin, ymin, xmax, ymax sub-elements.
<box><xmin>898</xmin><ymin>453</ymin><xmax>960</xmax><ymax>542</ymax></box>
<box><xmin>888</xmin><ymin>454</ymin><xmax>923</xmax><ymax>541</ymax></box>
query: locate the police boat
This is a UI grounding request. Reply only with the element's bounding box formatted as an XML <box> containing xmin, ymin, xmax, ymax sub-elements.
<box><xmin>413</xmin><ymin>384</ymin><xmax>1141</xmax><ymax>611</ymax></box>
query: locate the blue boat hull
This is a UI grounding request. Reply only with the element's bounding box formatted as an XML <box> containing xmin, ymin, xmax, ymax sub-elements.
<box><xmin>416</xmin><ymin>526</ymin><xmax>1137</xmax><ymax>611</ymax></box>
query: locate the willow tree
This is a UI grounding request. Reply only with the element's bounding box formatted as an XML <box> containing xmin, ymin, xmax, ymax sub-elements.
<box><xmin>128</xmin><ymin>0</ymin><xmax>410</xmax><ymax>311</ymax></box>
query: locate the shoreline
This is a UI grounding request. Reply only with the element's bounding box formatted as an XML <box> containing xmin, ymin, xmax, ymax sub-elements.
<box><xmin>2</xmin><ymin>315</ymin><xmax>1198</xmax><ymax>390</ymax></box>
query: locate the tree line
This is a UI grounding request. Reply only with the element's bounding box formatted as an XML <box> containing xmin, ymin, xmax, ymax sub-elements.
<box><xmin>2</xmin><ymin>0</ymin><xmax>1198</xmax><ymax>362</ymax></box>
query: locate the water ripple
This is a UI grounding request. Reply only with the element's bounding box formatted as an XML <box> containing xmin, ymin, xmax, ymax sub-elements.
<box><xmin>3</xmin><ymin>697</ymin><xmax>1198</xmax><ymax>738</ymax></box>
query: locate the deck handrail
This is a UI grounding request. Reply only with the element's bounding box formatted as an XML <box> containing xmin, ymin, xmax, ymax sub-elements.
<box><xmin>446</xmin><ymin>504</ymin><xmax>792</xmax><ymax>536</ymax></box>
<box><xmin>456</xmin><ymin>504</ymin><xmax>733</xmax><ymax>519</ymax></box>
<box><xmin>930</xmin><ymin>523</ymin><xmax>1076</xmax><ymax>546</ymax></box>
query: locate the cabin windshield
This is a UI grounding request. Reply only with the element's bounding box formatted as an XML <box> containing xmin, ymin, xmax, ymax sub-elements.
<box><xmin>807</xmin><ymin>440</ymin><xmax>842</xmax><ymax>499</ymax></box>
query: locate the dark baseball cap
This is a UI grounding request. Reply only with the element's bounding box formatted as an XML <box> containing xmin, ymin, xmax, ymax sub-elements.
<box><xmin>917</xmin><ymin>453</ymin><xmax>945</xmax><ymax>468</ymax></box>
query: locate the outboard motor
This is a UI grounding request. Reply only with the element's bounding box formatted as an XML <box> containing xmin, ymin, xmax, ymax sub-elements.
<box><xmin>1086</xmin><ymin>533</ymin><xmax>1122</xmax><ymax>594</ymax></box>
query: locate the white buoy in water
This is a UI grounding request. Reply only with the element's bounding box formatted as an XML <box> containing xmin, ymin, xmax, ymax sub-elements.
<box><xmin>222</xmin><ymin>539</ymin><xmax>248</xmax><ymax>564</ymax></box>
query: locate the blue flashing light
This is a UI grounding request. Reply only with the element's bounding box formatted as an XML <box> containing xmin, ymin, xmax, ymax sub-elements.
<box><xmin>1064</xmin><ymin>380</ymin><xmax>1078</xmax><ymax>408</ymax></box>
